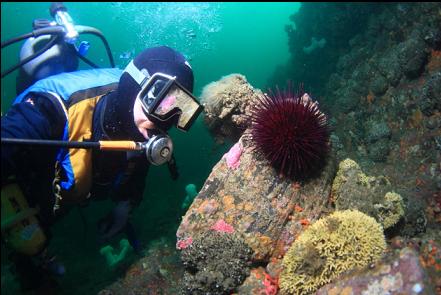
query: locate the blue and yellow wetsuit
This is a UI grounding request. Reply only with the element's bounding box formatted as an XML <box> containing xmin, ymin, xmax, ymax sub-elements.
<box><xmin>1</xmin><ymin>68</ymin><xmax>149</xmax><ymax>231</ymax></box>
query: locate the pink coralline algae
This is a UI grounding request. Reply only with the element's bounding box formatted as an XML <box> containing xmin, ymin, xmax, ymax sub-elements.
<box><xmin>210</xmin><ymin>219</ymin><xmax>235</xmax><ymax>233</ymax></box>
<box><xmin>262</xmin><ymin>272</ymin><xmax>278</xmax><ymax>295</ymax></box>
<box><xmin>176</xmin><ymin>237</ymin><xmax>193</xmax><ymax>250</ymax></box>
<box><xmin>225</xmin><ymin>141</ymin><xmax>243</xmax><ymax>169</ymax></box>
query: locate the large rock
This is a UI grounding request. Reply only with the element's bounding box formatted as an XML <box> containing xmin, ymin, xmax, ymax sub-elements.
<box><xmin>178</xmin><ymin>72</ymin><xmax>337</xmax><ymax>293</ymax></box>
<box><xmin>397</xmin><ymin>29</ymin><xmax>429</xmax><ymax>79</ymax></box>
<box><xmin>331</xmin><ymin>158</ymin><xmax>407</xmax><ymax>230</ymax></box>
<box><xmin>316</xmin><ymin>247</ymin><xmax>435</xmax><ymax>295</ymax></box>
<box><xmin>177</xmin><ymin>135</ymin><xmax>336</xmax><ymax>262</ymax></box>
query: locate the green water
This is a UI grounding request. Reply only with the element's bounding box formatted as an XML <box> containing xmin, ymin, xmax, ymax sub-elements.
<box><xmin>2</xmin><ymin>2</ymin><xmax>299</xmax><ymax>108</ymax></box>
<box><xmin>1</xmin><ymin>1</ymin><xmax>300</xmax><ymax>198</ymax></box>
<box><xmin>1</xmin><ymin>3</ymin><xmax>299</xmax><ymax>293</ymax></box>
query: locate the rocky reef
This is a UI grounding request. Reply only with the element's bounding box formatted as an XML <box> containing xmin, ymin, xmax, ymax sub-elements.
<box><xmin>275</xmin><ymin>3</ymin><xmax>440</xmax><ymax>294</ymax></box>
<box><xmin>100</xmin><ymin>3</ymin><xmax>441</xmax><ymax>294</ymax></box>
<box><xmin>176</xmin><ymin>135</ymin><xmax>336</xmax><ymax>262</ymax></box>
<box><xmin>311</xmin><ymin>3</ymin><xmax>441</xmax><ymax>187</ymax></box>
<box><xmin>268</xmin><ymin>3</ymin><xmax>385</xmax><ymax>96</ymax></box>
<box><xmin>270</xmin><ymin>3</ymin><xmax>441</xmax><ymax>195</ymax></box>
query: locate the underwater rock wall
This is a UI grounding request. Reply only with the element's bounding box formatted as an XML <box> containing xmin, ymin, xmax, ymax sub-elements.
<box><xmin>266</xmin><ymin>3</ymin><xmax>441</xmax><ymax>293</ymax></box>
<box><xmin>268</xmin><ymin>3</ymin><xmax>385</xmax><ymax>96</ymax></box>
<box><xmin>321</xmin><ymin>3</ymin><xmax>441</xmax><ymax>219</ymax></box>
<box><xmin>331</xmin><ymin>158</ymin><xmax>406</xmax><ymax>231</ymax></box>
<box><xmin>271</xmin><ymin>2</ymin><xmax>440</xmax><ymax>234</ymax></box>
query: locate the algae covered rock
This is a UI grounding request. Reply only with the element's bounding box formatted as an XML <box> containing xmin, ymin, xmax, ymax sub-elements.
<box><xmin>180</xmin><ymin>230</ymin><xmax>253</xmax><ymax>295</ymax></box>
<box><xmin>177</xmin><ymin>136</ymin><xmax>336</xmax><ymax>261</ymax></box>
<box><xmin>400</xmin><ymin>197</ymin><xmax>428</xmax><ymax>238</ymax></box>
<box><xmin>331</xmin><ymin>158</ymin><xmax>405</xmax><ymax>229</ymax></box>
<box><xmin>279</xmin><ymin>210</ymin><xmax>386</xmax><ymax>295</ymax></box>
<box><xmin>374</xmin><ymin>191</ymin><xmax>405</xmax><ymax>230</ymax></box>
<box><xmin>179</xmin><ymin>74</ymin><xmax>337</xmax><ymax>293</ymax></box>
<box><xmin>200</xmin><ymin>74</ymin><xmax>263</xmax><ymax>143</ymax></box>
<box><xmin>367</xmin><ymin>138</ymin><xmax>391</xmax><ymax>163</ymax></box>
<box><xmin>316</xmin><ymin>247</ymin><xmax>435</xmax><ymax>295</ymax></box>
<box><xmin>331</xmin><ymin>158</ymin><xmax>391</xmax><ymax>212</ymax></box>
<box><xmin>364</xmin><ymin>120</ymin><xmax>392</xmax><ymax>162</ymax></box>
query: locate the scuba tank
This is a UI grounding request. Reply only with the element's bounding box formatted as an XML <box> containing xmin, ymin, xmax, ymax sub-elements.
<box><xmin>1</xmin><ymin>2</ymin><xmax>115</xmax><ymax>89</ymax></box>
<box><xmin>1</xmin><ymin>2</ymin><xmax>115</xmax><ymax>256</ymax></box>
<box><xmin>1</xmin><ymin>182</ymin><xmax>47</xmax><ymax>256</ymax></box>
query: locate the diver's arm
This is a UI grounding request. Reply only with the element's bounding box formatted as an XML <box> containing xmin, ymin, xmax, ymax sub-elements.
<box><xmin>1</xmin><ymin>95</ymin><xmax>66</xmax><ymax>182</ymax></box>
<box><xmin>113</xmin><ymin>154</ymin><xmax>150</xmax><ymax>208</ymax></box>
<box><xmin>97</xmin><ymin>155</ymin><xmax>149</xmax><ymax>243</ymax></box>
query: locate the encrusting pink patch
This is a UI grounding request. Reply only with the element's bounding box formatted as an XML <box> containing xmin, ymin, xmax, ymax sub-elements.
<box><xmin>262</xmin><ymin>272</ymin><xmax>278</xmax><ymax>295</ymax></box>
<box><xmin>210</xmin><ymin>219</ymin><xmax>234</xmax><ymax>233</ymax></box>
<box><xmin>225</xmin><ymin>141</ymin><xmax>243</xmax><ymax>169</ymax></box>
<box><xmin>176</xmin><ymin>236</ymin><xmax>193</xmax><ymax>250</ymax></box>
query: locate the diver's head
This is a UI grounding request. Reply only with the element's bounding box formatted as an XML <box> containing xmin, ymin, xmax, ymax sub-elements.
<box><xmin>103</xmin><ymin>46</ymin><xmax>201</xmax><ymax>141</ymax></box>
<box><xmin>16</xmin><ymin>35</ymin><xmax>79</xmax><ymax>94</ymax></box>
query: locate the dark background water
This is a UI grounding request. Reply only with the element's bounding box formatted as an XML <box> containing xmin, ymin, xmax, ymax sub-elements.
<box><xmin>1</xmin><ymin>2</ymin><xmax>300</xmax><ymax>294</ymax></box>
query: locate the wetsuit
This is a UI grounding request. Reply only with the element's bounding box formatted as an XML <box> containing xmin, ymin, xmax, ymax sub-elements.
<box><xmin>1</xmin><ymin>90</ymin><xmax>150</xmax><ymax>228</ymax></box>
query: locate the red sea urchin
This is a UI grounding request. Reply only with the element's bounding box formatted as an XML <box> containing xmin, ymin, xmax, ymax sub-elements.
<box><xmin>249</xmin><ymin>85</ymin><xmax>330</xmax><ymax>179</ymax></box>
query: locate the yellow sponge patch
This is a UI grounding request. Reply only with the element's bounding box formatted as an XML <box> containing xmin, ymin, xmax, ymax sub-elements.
<box><xmin>279</xmin><ymin>210</ymin><xmax>386</xmax><ymax>295</ymax></box>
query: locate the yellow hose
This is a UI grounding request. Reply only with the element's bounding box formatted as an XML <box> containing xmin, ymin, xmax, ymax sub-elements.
<box><xmin>99</xmin><ymin>141</ymin><xmax>138</xmax><ymax>151</ymax></box>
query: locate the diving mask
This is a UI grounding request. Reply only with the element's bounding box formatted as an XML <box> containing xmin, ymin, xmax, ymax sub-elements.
<box><xmin>124</xmin><ymin>60</ymin><xmax>203</xmax><ymax>132</ymax></box>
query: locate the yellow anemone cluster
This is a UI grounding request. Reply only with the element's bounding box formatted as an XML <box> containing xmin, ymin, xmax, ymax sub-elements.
<box><xmin>279</xmin><ymin>210</ymin><xmax>386</xmax><ymax>295</ymax></box>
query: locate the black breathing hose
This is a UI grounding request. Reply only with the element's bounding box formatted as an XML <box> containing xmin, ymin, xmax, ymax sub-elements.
<box><xmin>1</xmin><ymin>32</ymin><xmax>34</xmax><ymax>49</ymax></box>
<box><xmin>1</xmin><ymin>138</ymin><xmax>142</xmax><ymax>152</ymax></box>
<box><xmin>1</xmin><ymin>35</ymin><xmax>61</xmax><ymax>78</ymax></box>
<box><xmin>69</xmin><ymin>43</ymin><xmax>99</xmax><ymax>68</ymax></box>
<box><xmin>77</xmin><ymin>51</ymin><xmax>100</xmax><ymax>68</ymax></box>
<box><xmin>1</xmin><ymin>138</ymin><xmax>101</xmax><ymax>149</ymax></box>
<box><xmin>1</xmin><ymin>25</ymin><xmax>115</xmax><ymax>78</ymax></box>
<box><xmin>1</xmin><ymin>26</ymin><xmax>65</xmax><ymax>49</ymax></box>
<box><xmin>76</xmin><ymin>26</ymin><xmax>115</xmax><ymax>68</ymax></box>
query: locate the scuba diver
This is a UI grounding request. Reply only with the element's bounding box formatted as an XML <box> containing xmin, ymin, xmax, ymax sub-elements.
<box><xmin>1</xmin><ymin>2</ymin><xmax>202</xmax><ymax>293</ymax></box>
